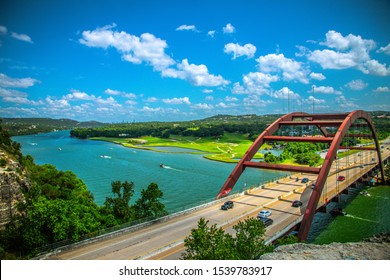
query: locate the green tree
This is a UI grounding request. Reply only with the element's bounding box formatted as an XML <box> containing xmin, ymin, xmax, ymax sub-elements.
<box><xmin>182</xmin><ymin>218</ymin><xmax>236</xmax><ymax>260</ymax></box>
<box><xmin>234</xmin><ymin>218</ymin><xmax>273</xmax><ymax>259</ymax></box>
<box><xmin>182</xmin><ymin>217</ymin><xmax>274</xmax><ymax>260</ymax></box>
<box><xmin>103</xmin><ymin>180</ymin><xmax>135</xmax><ymax>223</ymax></box>
<box><xmin>133</xmin><ymin>183</ymin><xmax>168</xmax><ymax>220</ymax></box>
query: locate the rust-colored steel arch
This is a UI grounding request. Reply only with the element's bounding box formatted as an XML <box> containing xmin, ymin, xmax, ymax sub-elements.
<box><xmin>216</xmin><ymin>110</ymin><xmax>385</xmax><ymax>241</ymax></box>
<box><xmin>216</xmin><ymin>112</ymin><xmax>308</xmax><ymax>199</ymax></box>
<box><xmin>298</xmin><ymin>110</ymin><xmax>384</xmax><ymax>240</ymax></box>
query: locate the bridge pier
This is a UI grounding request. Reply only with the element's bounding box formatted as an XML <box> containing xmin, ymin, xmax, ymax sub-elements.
<box><xmin>317</xmin><ymin>205</ymin><xmax>327</xmax><ymax>213</ymax></box>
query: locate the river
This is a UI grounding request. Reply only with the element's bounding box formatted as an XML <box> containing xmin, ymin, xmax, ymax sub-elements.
<box><xmin>12</xmin><ymin>130</ymin><xmax>287</xmax><ymax>213</ymax></box>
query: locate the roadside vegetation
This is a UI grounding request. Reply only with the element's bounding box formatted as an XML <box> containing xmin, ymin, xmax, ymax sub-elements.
<box><xmin>0</xmin><ymin>123</ymin><xmax>167</xmax><ymax>259</ymax></box>
<box><xmin>182</xmin><ymin>217</ymin><xmax>298</xmax><ymax>260</ymax></box>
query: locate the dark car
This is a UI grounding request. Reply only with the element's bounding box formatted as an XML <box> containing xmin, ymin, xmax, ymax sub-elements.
<box><xmin>337</xmin><ymin>176</ymin><xmax>345</xmax><ymax>181</ymax></box>
<box><xmin>292</xmin><ymin>200</ymin><xmax>303</xmax><ymax>207</ymax></box>
<box><xmin>221</xmin><ymin>201</ymin><xmax>234</xmax><ymax>210</ymax></box>
<box><xmin>301</xmin><ymin>178</ymin><xmax>309</xmax><ymax>183</ymax></box>
<box><xmin>258</xmin><ymin>217</ymin><xmax>273</xmax><ymax>227</ymax></box>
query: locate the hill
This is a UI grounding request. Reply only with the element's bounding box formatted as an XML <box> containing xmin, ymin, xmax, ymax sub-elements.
<box><xmin>1</xmin><ymin>118</ymin><xmax>105</xmax><ymax>136</ymax></box>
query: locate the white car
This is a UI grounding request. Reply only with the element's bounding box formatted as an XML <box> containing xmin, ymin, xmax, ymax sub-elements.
<box><xmin>258</xmin><ymin>210</ymin><xmax>272</xmax><ymax>218</ymax></box>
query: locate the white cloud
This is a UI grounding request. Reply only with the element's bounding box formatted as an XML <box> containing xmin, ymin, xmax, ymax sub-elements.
<box><xmin>161</xmin><ymin>58</ymin><xmax>230</xmax><ymax>87</ymax></box>
<box><xmin>222</xmin><ymin>23</ymin><xmax>235</xmax><ymax>34</ymax></box>
<box><xmin>243</xmin><ymin>95</ymin><xmax>273</xmax><ymax>107</ymax></box>
<box><xmin>299</xmin><ymin>95</ymin><xmax>326</xmax><ymax>105</ymax></box>
<box><xmin>308</xmin><ymin>30</ymin><xmax>390</xmax><ymax>76</ymax></box>
<box><xmin>191</xmin><ymin>103</ymin><xmax>214</xmax><ymax>110</ymax></box>
<box><xmin>105</xmin><ymin>88</ymin><xmax>137</xmax><ymax>99</ymax></box>
<box><xmin>374</xmin><ymin>86</ymin><xmax>390</xmax><ymax>92</ymax></box>
<box><xmin>80</xmin><ymin>24</ymin><xmax>175</xmax><ymax>71</ymax></box>
<box><xmin>225</xmin><ymin>96</ymin><xmax>238</xmax><ymax>102</ymax></box>
<box><xmin>378</xmin><ymin>43</ymin><xmax>390</xmax><ymax>55</ymax></box>
<box><xmin>335</xmin><ymin>95</ymin><xmax>358</xmax><ymax>109</ymax></box>
<box><xmin>270</xmin><ymin>87</ymin><xmax>300</xmax><ymax>99</ymax></box>
<box><xmin>176</xmin><ymin>25</ymin><xmax>198</xmax><ymax>32</ymax></box>
<box><xmin>345</xmin><ymin>79</ymin><xmax>367</xmax><ymax>90</ymax></box>
<box><xmin>224</xmin><ymin>42</ymin><xmax>256</xmax><ymax>59</ymax></box>
<box><xmin>202</xmin><ymin>89</ymin><xmax>213</xmax><ymax>93</ymax></box>
<box><xmin>309</xmin><ymin>72</ymin><xmax>326</xmax><ymax>81</ymax></box>
<box><xmin>362</xmin><ymin>59</ymin><xmax>390</xmax><ymax>76</ymax></box>
<box><xmin>232</xmin><ymin>72</ymin><xmax>279</xmax><ymax>94</ymax></box>
<box><xmin>162</xmin><ymin>97</ymin><xmax>191</xmax><ymax>105</ymax></box>
<box><xmin>207</xmin><ymin>30</ymin><xmax>216</xmax><ymax>38</ymax></box>
<box><xmin>205</xmin><ymin>95</ymin><xmax>214</xmax><ymax>101</ymax></box>
<box><xmin>256</xmin><ymin>53</ymin><xmax>309</xmax><ymax>84</ymax></box>
<box><xmin>312</xmin><ymin>85</ymin><xmax>342</xmax><ymax>95</ymax></box>
<box><xmin>65</xmin><ymin>90</ymin><xmax>96</xmax><ymax>101</ymax></box>
<box><xmin>80</xmin><ymin>24</ymin><xmax>229</xmax><ymax>88</ymax></box>
<box><xmin>0</xmin><ymin>25</ymin><xmax>7</xmax><ymax>35</ymax></box>
<box><xmin>144</xmin><ymin>97</ymin><xmax>158</xmax><ymax>102</ymax></box>
<box><xmin>10</xmin><ymin>32</ymin><xmax>33</xmax><ymax>43</ymax></box>
<box><xmin>0</xmin><ymin>73</ymin><xmax>39</xmax><ymax>88</ymax></box>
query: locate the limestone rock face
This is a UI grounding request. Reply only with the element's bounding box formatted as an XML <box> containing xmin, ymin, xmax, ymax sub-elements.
<box><xmin>0</xmin><ymin>149</ymin><xmax>29</xmax><ymax>228</ymax></box>
<box><xmin>260</xmin><ymin>234</ymin><xmax>390</xmax><ymax>260</ymax></box>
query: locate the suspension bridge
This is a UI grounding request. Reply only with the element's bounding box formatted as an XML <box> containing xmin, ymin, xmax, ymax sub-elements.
<box><xmin>45</xmin><ymin>110</ymin><xmax>389</xmax><ymax>260</ymax></box>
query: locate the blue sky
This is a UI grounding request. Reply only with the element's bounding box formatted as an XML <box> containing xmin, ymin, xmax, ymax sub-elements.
<box><xmin>1</xmin><ymin>0</ymin><xmax>390</xmax><ymax>122</ymax></box>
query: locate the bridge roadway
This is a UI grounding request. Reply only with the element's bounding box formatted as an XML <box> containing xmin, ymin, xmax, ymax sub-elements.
<box><xmin>50</xmin><ymin>143</ymin><xmax>390</xmax><ymax>260</ymax></box>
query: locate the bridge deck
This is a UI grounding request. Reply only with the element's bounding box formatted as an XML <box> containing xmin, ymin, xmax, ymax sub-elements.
<box><xmin>46</xmin><ymin>144</ymin><xmax>390</xmax><ymax>260</ymax></box>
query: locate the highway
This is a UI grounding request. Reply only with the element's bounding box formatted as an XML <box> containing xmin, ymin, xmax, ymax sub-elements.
<box><xmin>49</xmin><ymin>142</ymin><xmax>390</xmax><ymax>260</ymax></box>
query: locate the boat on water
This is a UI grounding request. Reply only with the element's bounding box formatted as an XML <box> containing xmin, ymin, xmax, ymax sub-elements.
<box><xmin>160</xmin><ymin>163</ymin><xmax>165</xmax><ymax>168</ymax></box>
<box><xmin>100</xmin><ymin>155</ymin><xmax>111</xmax><ymax>159</ymax></box>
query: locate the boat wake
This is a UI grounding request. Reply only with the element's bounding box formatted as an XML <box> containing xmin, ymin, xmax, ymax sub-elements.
<box><xmin>160</xmin><ymin>164</ymin><xmax>182</xmax><ymax>172</ymax></box>
<box><xmin>345</xmin><ymin>214</ymin><xmax>378</xmax><ymax>223</ymax></box>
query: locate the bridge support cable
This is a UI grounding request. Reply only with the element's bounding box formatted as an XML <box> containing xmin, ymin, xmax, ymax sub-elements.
<box><xmin>298</xmin><ymin>110</ymin><xmax>385</xmax><ymax>240</ymax></box>
<box><xmin>216</xmin><ymin>110</ymin><xmax>385</xmax><ymax>241</ymax></box>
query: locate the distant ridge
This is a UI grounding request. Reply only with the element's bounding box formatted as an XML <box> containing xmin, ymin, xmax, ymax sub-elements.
<box><xmin>1</xmin><ymin>118</ymin><xmax>106</xmax><ymax>136</ymax></box>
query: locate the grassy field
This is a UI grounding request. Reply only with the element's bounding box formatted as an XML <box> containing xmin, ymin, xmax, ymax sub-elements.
<box><xmin>91</xmin><ymin>133</ymin><xmax>270</xmax><ymax>163</ymax></box>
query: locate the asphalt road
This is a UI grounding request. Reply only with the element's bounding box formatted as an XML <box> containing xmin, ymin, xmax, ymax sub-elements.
<box><xmin>50</xmin><ymin>143</ymin><xmax>390</xmax><ymax>260</ymax></box>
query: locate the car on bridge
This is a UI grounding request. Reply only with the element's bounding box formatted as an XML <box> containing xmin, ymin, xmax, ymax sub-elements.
<box><xmin>292</xmin><ymin>200</ymin><xmax>302</xmax><ymax>207</ymax></box>
<box><xmin>301</xmin><ymin>178</ymin><xmax>309</xmax><ymax>183</ymax></box>
<box><xmin>220</xmin><ymin>201</ymin><xmax>234</xmax><ymax>210</ymax></box>
<box><xmin>258</xmin><ymin>210</ymin><xmax>272</xmax><ymax>218</ymax></box>
<box><xmin>258</xmin><ymin>217</ymin><xmax>273</xmax><ymax>227</ymax></box>
<box><xmin>337</xmin><ymin>175</ymin><xmax>345</xmax><ymax>181</ymax></box>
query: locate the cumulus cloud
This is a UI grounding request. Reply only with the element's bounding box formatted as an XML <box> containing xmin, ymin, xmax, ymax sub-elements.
<box><xmin>162</xmin><ymin>58</ymin><xmax>230</xmax><ymax>87</ymax></box>
<box><xmin>345</xmin><ymin>79</ymin><xmax>367</xmax><ymax>90</ymax></box>
<box><xmin>80</xmin><ymin>24</ymin><xmax>175</xmax><ymax>71</ymax></box>
<box><xmin>335</xmin><ymin>95</ymin><xmax>358</xmax><ymax>109</ymax></box>
<box><xmin>0</xmin><ymin>73</ymin><xmax>39</xmax><ymax>88</ymax></box>
<box><xmin>207</xmin><ymin>30</ymin><xmax>216</xmax><ymax>38</ymax></box>
<box><xmin>308</xmin><ymin>30</ymin><xmax>390</xmax><ymax>76</ymax></box>
<box><xmin>0</xmin><ymin>25</ymin><xmax>7</xmax><ymax>35</ymax></box>
<box><xmin>378</xmin><ymin>43</ymin><xmax>390</xmax><ymax>55</ymax></box>
<box><xmin>191</xmin><ymin>103</ymin><xmax>214</xmax><ymax>110</ymax></box>
<box><xmin>224</xmin><ymin>42</ymin><xmax>256</xmax><ymax>59</ymax></box>
<box><xmin>11</xmin><ymin>32</ymin><xmax>33</xmax><ymax>43</ymax></box>
<box><xmin>243</xmin><ymin>95</ymin><xmax>273</xmax><ymax>107</ymax></box>
<box><xmin>270</xmin><ymin>87</ymin><xmax>300</xmax><ymax>99</ymax></box>
<box><xmin>312</xmin><ymin>85</ymin><xmax>342</xmax><ymax>95</ymax></box>
<box><xmin>256</xmin><ymin>53</ymin><xmax>309</xmax><ymax>84</ymax></box>
<box><xmin>202</xmin><ymin>89</ymin><xmax>213</xmax><ymax>93</ymax></box>
<box><xmin>232</xmin><ymin>72</ymin><xmax>279</xmax><ymax>95</ymax></box>
<box><xmin>309</xmin><ymin>72</ymin><xmax>326</xmax><ymax>81</ymax></box>
<box><xmin>223</xmin><ymin>23</ymin><xmax>235</xmax><ymax>34</ymax></box>
<box><xmin>80</xmin><ymin>24</ymin><xmax>228</xmax><ymax>88</ymax></box>
<box><xmin>105</xmin><ymin>88</ymin><xmax>137</xmax><ymax>99</ymax></box>
<box><xmin>64</xmin><ymin>90</ymin><xmax>96</xmax><ymax>101</ymax></box>
<box><xmin>162</xmin><ymin>97</ymin><xmax>191</xmax><ymax>105</ymax></box>
<box><xmin>374</xmin><ymin>86</ymin><xmax>390</xmax><ymax>92</ymax></box>
<box><xmin>176</xmin><ymin>25</ymin><xmax>198</xmax><ymax>32</ymax></box>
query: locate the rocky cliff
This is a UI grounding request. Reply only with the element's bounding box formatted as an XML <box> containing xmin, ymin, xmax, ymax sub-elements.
<box><xmin>0</xmin><ymin>148</ymin><xmax>29</xmax><ymax>228</ymax></box>
<box><xmin>260</xmin><ymin>233</ymin><xmax>390</xmax><ymax>260</ymax></box>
